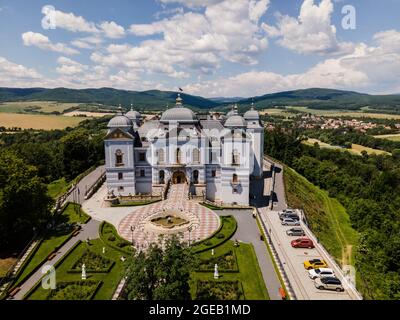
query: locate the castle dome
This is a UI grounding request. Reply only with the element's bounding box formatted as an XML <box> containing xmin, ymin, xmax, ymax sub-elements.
<box><xmin>126</xmin><ymin>106</ymin><xmax>142</xmax><ymax>121</ymax></box>
<box><xmin>107</xmin><ymin>106</ymin><xmax>133</xmax><ymax>128</ymax></box>
<box><xmin>160</xmin><ymin>94</ymin><xmax>198</xmax><ymax>123</ymax></box>
<box><xmin>244</xmin><ymin>104</ymin><xmax>259</xmax><ymax>120</ymax></box>
<box><xmin>224</xmin><ymin>115</ymin><xmax>246</xmax><ymax>128</ymax></box>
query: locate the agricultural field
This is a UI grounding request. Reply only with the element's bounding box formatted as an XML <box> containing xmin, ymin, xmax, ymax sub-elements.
<box><xmin>0</xmin><ymin>101</ymin><xmax>82</xmax><ymax>114</ymax></box>
<box><xmin>373</xmin><ymin>133</ymin><xmax>400</xmax><ymax>141</ymax></box>
<box><xmin>0</xmin><ymin>113</ymin><xmax>85</xmax><ymax>130</ymax></box>
<box><xmin>260</xmin><ymin>108</ymin><xmax>298</xmax><ymax>117</ymax></box>
<box><xmin>303</xmin><ymin>138</ymin><xmax>391</xmax><ymax>156</ymax></box>
<box><xmin>283</xmin><ymin>106</ymin><xmax>400</xmax><ymax>119</ymax></box>
<box><xmin>64</xmin><ymin>111</ymin><xmax>114</xmax><ymax>118</ymax></box>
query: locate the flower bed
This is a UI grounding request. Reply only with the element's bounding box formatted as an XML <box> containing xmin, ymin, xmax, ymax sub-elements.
<box><xmin>197</xmin><ymin>250</ymin><xmax>238</xmax><ymax>272</ymax></box>
<box><xmin>68</xmin><ymin>249</ymin><xmax>114</xmax><ymax>273</ymax></box>
<box><xmin>46</xmin><ymin>280</ymin><xmax>102</xmax><ymax>300</ymax></box>
<box><xmin>195</xmin><ymin>280</ymin><xmax>244</xmax><ymax>300</ymax></box>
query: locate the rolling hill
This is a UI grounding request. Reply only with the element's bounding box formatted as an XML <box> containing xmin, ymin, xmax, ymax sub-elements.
<box><xmin>1</xmin><ymin>87</ymin><xmax>400</xmax><ymax>113</ymax></box>
<box><xmin>237</xmin><ymin>88</ymin><xmax>400</xmax><ymax>113</ymax></box>
<box><xmin>0</xmin><ymin>87</ymin><xmax>220</xmax><ymax>110</ymax></box>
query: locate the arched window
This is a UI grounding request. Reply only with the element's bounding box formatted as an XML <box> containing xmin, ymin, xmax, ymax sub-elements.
<box><xmin>232</xmin><ymin>173</ymin><xmax>238</xmax><ymax>183</ymax></box>
<box><xmin>192</xmin><ymin>148</ymin><xmax>200</xmax><ymax>164</ymax></box>
<box><xmin>232</xmin><ymin>149</ymin><xmax>240</xmax><ymax>166</ymax></box>
<box><xmin>158</xmin><ymin>149</ymin><xmax>165</xmax><ymax>164</ymax></box>
<box><xmin>193</xmin><ymin>170</ymin><xmax>199</xmax><ymax>184</ymax></box>
<box><xmin>159</xmin><ymin>170</ymin><xmax>165</xmax><ymax>184</ymax></box>
<box><xmin>176</xmin><ymin>148</ymin><xmax>182</xmax><ymax>164</ymax></box>
<box><xmin>115</xmin><ymin>149</ymin><xmax>123</xmax><ymax>166</ymax></box>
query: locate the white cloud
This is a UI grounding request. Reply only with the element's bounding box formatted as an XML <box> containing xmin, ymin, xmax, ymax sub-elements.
<box><xmin>56</xmin><ymin>57</ymin><xmax>88</xmax><ymax>75</ymax></box>
<box><xmin>50</xmin><ymin>9</ymin><xmax>99</xmax><ymax>33</ymax></box>
<box><xmin>99</xmin><ymin>21</ymin><xmax>125</xmax><ymax>39</ymax></box>
<box><xmin>22</xmin><ymin>31</ymin><xmax>79</xmax><ymax>55</ymax></box>
<box><xmin>263</xmin><ymin>0</ymin><xmax>354</xmax><ymax>55</ymax></box>
<box><xmin>0</xmin><ymin>56</ymin><xmax>42</xmax><ymax>80</ymax></box>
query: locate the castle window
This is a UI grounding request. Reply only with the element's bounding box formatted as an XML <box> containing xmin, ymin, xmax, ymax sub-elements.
<box><xmin>232</xmin><ymin>174</ymin><xmax>239</xmax><ymax>183</ymax></box>
<box><xmin>118</xmin><ymin>186</ymin><xmax>124</xmax><ymax>192</ymax></box>
<box><xmin>193</xmin><ymin>170</ymin><xmax>199</xmax><ymax>184</ymax></box>
<box><xmin>192</xmin><ymin>148</ymin><xmax>200</xmax><ymax>164</ymax></box>
<box><xmin>140</xmin><ymin>169</ymin><xmax>145</xmax><ymax>177</ymax></box>
<box><xmin>176</xmin><ymin>148</ymin><xmax>182</xmax><ymax>164</ymax></box>
<box><xmin>139</xmin><ymin>152</ymin><xmax>146</xmax><ymax>162</ymax></box>
<box><xmin>232</xmin><ymin>149</ymin><xmax>240</xmax><ymax>166</ymax></box>
<box><xmin>115</xmin><ymin>149</ymin><xmax>124</xmax><ymax>166</ymax></box>
<box><xmin>118</xmin><ymin>172</ymin><xmax>123</xmax><ymax>180</ymax></box>
<box><xmin>158</xmin><ymin>149</ymin><xmax>165</xmax><ymax>164</ymax></box>
<box><xmin>211</xmin><ymin>170</ymin><xmax>216</xmax><ymax>178</ymax></box>
<box><xmin>159</xmin><ymin>170</ymin><xmax>165</xmax><ymax>184</ymax></box>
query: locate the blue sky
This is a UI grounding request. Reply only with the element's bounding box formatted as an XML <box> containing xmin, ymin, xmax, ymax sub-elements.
<box><xmin>0</xmin><ymin>0</ymin><xmax>399</xmax><ymax>97</ymax></box>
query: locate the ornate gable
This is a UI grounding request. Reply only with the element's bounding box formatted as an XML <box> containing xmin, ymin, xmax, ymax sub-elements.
<box><xmin>105</xmin><ymin>128</ymin><xmax>134</xmax><ymax>140</ymax></box>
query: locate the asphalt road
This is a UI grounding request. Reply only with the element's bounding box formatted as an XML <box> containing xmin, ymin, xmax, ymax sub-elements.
<box><xmin>67</xmin><ymin>165</ymin><xmax>105</xmax><ymax>204</ymax></box>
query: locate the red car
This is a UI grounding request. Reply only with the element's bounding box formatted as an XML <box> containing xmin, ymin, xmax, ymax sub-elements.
<box><xmin>291</xmin><ymin>237</ymin><xmax>315</xmax><ymax>249</ymax></box>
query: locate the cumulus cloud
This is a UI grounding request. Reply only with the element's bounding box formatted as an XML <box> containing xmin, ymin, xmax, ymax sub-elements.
<box><xmin>22</xmin><ymin>31</ymin><xmax>79</xmax><ymax>55</ymax></box>
<box><xmin>263</xmin><ymin>0</ymin><xmax>354</xmax><ymax>55</ymax></box>
<box><xmin>98</xmin><ymin>21</ymin><xmax>125</xmax><ymax>39</ymax></box>
<box><xmin>102</xmin><ymin>0</ymin><xmax>270</xmax><ymax>78</ymax></box>
<box><xmin>56</xmin><ymin>57</ymin><xmax>88</xmax><ymax>75</ymax></box>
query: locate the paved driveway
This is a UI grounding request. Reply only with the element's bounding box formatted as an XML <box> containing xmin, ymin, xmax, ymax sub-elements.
<box><xmin>218</xmin><ymin>210</ymin><xmax>282</xmax><ymax>300</ymax></box>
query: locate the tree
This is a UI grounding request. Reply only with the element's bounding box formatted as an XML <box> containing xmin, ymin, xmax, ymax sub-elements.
<box><xmin>123</xmin><ymin>235</ymin><xmax>197</xmax><ymax>300</ymax></box>
<box><xmin>0</xmin><ymin>151</ymin><xmax>53</xmax><ymax>249</ymax></box>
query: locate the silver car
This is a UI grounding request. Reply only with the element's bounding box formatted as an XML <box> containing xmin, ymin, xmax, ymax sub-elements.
<box><xmin>281</xmin><ymin>218</ymin><xmax>300</xmax><ymax>226</ymax></box>
<box><xmin>286</xmin><ymin>227</ymin><xmax>305</xmax><ymax>236</ymax></box>
<box><xmin>314</xmin><ymin>277</ymin><xmax>344</xmax><ymax>292</ymax></box>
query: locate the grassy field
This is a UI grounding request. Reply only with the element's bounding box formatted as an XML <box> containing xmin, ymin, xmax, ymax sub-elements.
<box><xmin>373</xmin><ymin>133</ymin><xmax>400</xmax><ymax>141</ymax></box>
<box><xmin>288</xmin><ymin>106</ymin><xmax>400</xmax><ymax>119</ymax></box>
<box><xmin>47</xmin><ymin>178</ymin><xmax>70</xmax><ymax>199</ymax></box>
<box><xmin>191</xmin><ymin>240</ymin><xmax>269</xmax><ymax>300</ymax></box>
<box><xmin>283</xmin><ymin>166</ymin><xmax>359</xmax><ymax>266</ymax></box>
<box><xmin>303</xmin><ymin>138</ymin><xmax>391</xmax><ymax>156</ymax></box>
<box><xmin>12</xmin><ymin>203</ymin><xmax>90</xmax><ymax>287</ymax></box>
<box><xmin>0</xmin><ymin>113</ymin><xmax>84</xmax><ymax>130</ymax></box>
<box><xmin>0</xmin><ymin>101</ymin><xmax>83</xmax><ymax>114</ymax></box>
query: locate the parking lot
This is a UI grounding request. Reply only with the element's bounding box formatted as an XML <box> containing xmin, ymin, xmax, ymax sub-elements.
<box><xmin>259</xmin><ymin>208</ymin><xmax>358</xmax><ymax>300</ymax></box>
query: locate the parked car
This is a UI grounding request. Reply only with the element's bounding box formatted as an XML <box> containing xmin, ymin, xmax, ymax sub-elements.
<box><xmin>309</xmin><ymin>268</ymin><xmax>335</xmax><ymax>280</ymax></box>
<box><xmin>291</xmin><ymin>237</ymin><xmax>314</xmax><ymax>249</ymax></box>
<box><xmin>281</xmin><ymin>218</ymin><xmax>300</xmax><ymax>226</ymax></box>
<box><xmin>314</xmin><ymin>277</ymin><xmax>344</xmax><ymax>292</ymax></box>
<box><xmin>279</xmin><ymin>213</ymin><xmax>300</xmax><ymax>221</ymax></box>
<box><xmin>286</xmin><ymin>227</ymin><xmax>305</xmax><ymax>236</ymax></box>
<box><xmin>303</xmin><ymin>259</ymin><xmax>328</xmax><ymax>270</ymax></box>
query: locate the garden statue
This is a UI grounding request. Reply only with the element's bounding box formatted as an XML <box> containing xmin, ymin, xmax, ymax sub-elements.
<box><xmin>211</xmin><ymin>249</ymin><xmax>214</xmax><ymax>256</ymax></box>
<box><xmin>102</xmin><ymin>246</ymin><xmax>106</xmax><ymax>254</ymax></box>
<box><xmin>81</xmin><ymin>263</ymin><xmax>86</xmax><ymax>280</ymax></box>
<box><xmin>214</xmin><ymin>264</ymin><xmax>219</xmax><ymax>279</ymax></box>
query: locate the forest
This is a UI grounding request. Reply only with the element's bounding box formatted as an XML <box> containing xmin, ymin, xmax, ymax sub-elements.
<box><xmin>0</xmin><ymin>117</ymin><xmax>107</xmax><ymax>249</ymax></box>
<box><xmin>265</xmin><ymin>128</ymin><xmax>400</xmax><ymax>299</ymax></box>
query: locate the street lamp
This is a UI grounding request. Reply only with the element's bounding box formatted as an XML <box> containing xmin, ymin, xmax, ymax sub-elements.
<box><xmin>130</xmin><ymin>225</ymin><xmax>135</xmax><ymax>247</ymax></box>
<box><xmin>187</xmin><ymin>225</ymin><xmax>193</xmax><ymax>246</ymax></box>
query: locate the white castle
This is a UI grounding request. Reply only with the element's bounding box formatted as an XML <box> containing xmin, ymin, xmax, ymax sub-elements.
<box><xmin>104</xmin><ymin>94</ymin><xmax>264</xmax><ymax>206</ymax></box>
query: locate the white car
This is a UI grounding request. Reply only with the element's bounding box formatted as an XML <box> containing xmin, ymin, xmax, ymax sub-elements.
<box><xmin>281</xmin><ymin>218</ymin><xmax>300</xmax><ymax>226</ymax></box>
<box><xmin>308</xmin><ymin>268</ymin><xmax>335</xmax><ymax>280</ymax></box>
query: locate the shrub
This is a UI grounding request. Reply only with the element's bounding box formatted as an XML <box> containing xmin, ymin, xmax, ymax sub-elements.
<box><xmin>108</xmin><ymin>235</ymin><xmax>116</xmax><ymax>242</ymax></box>
<box><xmin>216</xmin><ymin>233</ymin><xmax>225</xmax><ymax>239</ymax></box>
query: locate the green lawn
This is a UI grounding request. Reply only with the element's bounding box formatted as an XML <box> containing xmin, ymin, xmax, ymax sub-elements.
<box><xmin>283</xmin><ymin>166</ymin><xmax>359</xmax><ymax>266</ymax></box>
<box><xmin>192</xmin><ymin>215</ymin><xmax>237</xmax><ymax>253</ymax></box>
<box><xmin>190</xmin><ymin>241</ymin><xmax>269</xmax><ymax>300</ymax></box>
<box><xmin>12</xmin><ymin>203</ymin><xmax>89</xmax><ymax>287</ymax></box>
<box><xmin>26</xmin><ymin>239</ymin><xmax>126</xmax><ymax>300</ymax></box>
<box><xmin>47</xmin><ymin>178</ymin><xmax>70</xmax><ymax>199</ymax></box>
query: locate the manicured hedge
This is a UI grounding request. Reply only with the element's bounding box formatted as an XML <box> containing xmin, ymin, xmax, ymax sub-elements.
<box><xmin>99</xmin><ymin>222</ymin><xmax>133</xmax><ymax>255</ymax></box>
<box><xmin>192</xmin><ymin>216</ymin><xmax>237</xmax><ymax>253</ymax></box>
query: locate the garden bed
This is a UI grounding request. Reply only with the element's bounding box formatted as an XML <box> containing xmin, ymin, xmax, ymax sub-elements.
<box><xmin>197</xmin><ymin>250</ymin><xmax>238</xmax><ymax>272</ymax></box>
<box><xmin>68</xmin><ymin>249</ymin><xmax>114</xmax><ymax>273</ymax></box>
<box><xmin>46</xmin><ymin>280</ymin><xmax>102</xmax><ymax>300</ymax></box>
<box><xmin>195</xmin><ymin>280</ymin><xmax>244</xmax><ymax>300</ymax></box>
<box><xmin>99</xmin><ymin>222</ymin><xmax>133</xmax><ymax>255</ymax></box>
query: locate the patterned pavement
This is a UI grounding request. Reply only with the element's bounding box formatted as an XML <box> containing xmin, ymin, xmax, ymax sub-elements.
<box><xmin>118</xmin><ymin>184</ymin><xmax>220</xmax><ymax>249</ymax></box>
